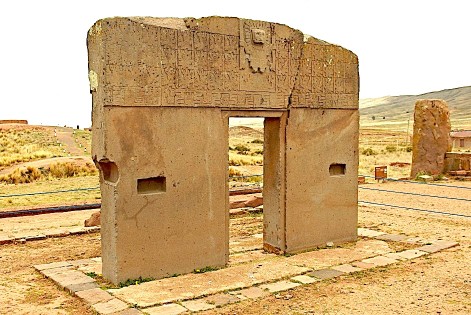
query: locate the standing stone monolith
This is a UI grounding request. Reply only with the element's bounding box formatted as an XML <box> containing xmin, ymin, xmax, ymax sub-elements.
<box><xmin>411</xmin><ymin>99</ymin><xmax>452</xmax><ymax>178</ymax></box>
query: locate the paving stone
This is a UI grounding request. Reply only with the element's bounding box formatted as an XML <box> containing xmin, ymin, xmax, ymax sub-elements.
<box><xmin>111</xmin><ymin>308</ymin><xmax>144</xmax><ymax>315</ymax></box>
<box><xmin>375</xmin><ymin>234</ymin><xmax>408</xmax><ymax>242</ymax></box>
<box><xmin>110</xmin><ymin>259</ymin><xmax>309</xmax><ymax>307</ymax></box>
<box><xmin>0</xmin><ymin>234</ymin><xmax>13</xmax><ymax>245</ymax></box>
<box><xmin>181</xmin><ymin>299</ymin><xmax>215</xmax><ymax>312</ymax></box>
<box><xmin>84</xmin><ymin>226</ymin><xmax>101</xmax><ymax>233</ymax></box>
<box><xmin>44</xmin><ymin>269</ymin><xmax>96</xmax><ymax>288</ymax></box>
<box><xmin>92</xmin><ymin>298</ymin><xmax>129</xmax><ymax>314</ymax></box>
<box><xmin>331</xmin><ymin>264</ymin><xmax>363</xmax><ymax>273</ymax></box>
<box><xmin>229</xmin><ymin>208</ymin><xmax>247</xmax><ymax>215</ymax></box>
<box><xmin>291</xmin><ymin>275</ymin><xmax>318</xmax><ymax>284</ymax></box>
<box><xmin>260</xmin><ymin>280</ymin><xmax>300</xmax><ymax>293</ymax></box>
<box><xmin>91</xmin><ymin>257</ymin><xmax>102</xmax><ymax>263</ymax></box>
<box><xmin>285</xmin><ymin>239</ymin><xmax>392</xmax><ymax>270</ymax></box>
<box><xmin>68</xmin><ymin>258</ymin><xmax>97</xmax><ymax>267</ymax></box>
<box><xmin>308</xmin><ymin>269</ymin><xmax>345</xmax><ymax>280</ymax></box>
<box><xmin>396</xmin><ymin>249</ymin><xmax>428</xmax><ymax>260</ymax></box>
<box><xmin>383</xmin><ymin>252</ymin><xmax>408</xmax><ymax>261</ymax></box>
<box><xmin>78</xmin><ymin>262</ymin><xmax>102</xmax><ymax>275</ymax></box>
<box><xmin>34</xmin><ymin>261</ymin><xmax>72</xmax><ymax>271</ymax></box>
<box><xmin>403</xmin><ymin>237</ymin><xmax>428</xmax><ymax>244</ymax></box>
<box><xmin>202</xmin><ymin>293</ymin><xmax>240</xmax><ymax>306</ymax></box>
<box><xmin>76</xmin><ymin>288</ymin><xmax>114</xmax><ymax>305</ymax></box>
<box><xmin>416</xmin><ymin>240</ymin><xmax>459</xmax><ymax>253</ymax></box>
<box><xmin>235</xmin><ymin>286</ymin><xmax>270</xmax><ymax>299</ymax></box>
<box><xmin>44</xmin><ymin>229</ymin><xmax>70</xmax><ymax>238</ymax></box>
<box><xmin>351</xmin><ymin>261</ymin><xmax>375</xmax><ymax>269</ymax></box>
<box><xmin>357</xmin><ymin>228</ymin><xmax>386</xmax><ymax>237</ymax></box>
<box><xmin>24</xmin><ymin>234</ymin><xmax>47</xmax><ymax>241</ymax></box>
<box><xmin>65</xmin><ymin>281</ymin><xmax>99</xmax><ymax>293</ymax></box>
<box><xmin>362</xmin><ymin>256</ymin><xmax>398</xmax><ymax>267</ymax></box>
<box><xmin>69</xmin><ymin>227</ymin><xmax>87</xmax><ymax>235</ymax></box>
<box><xmin>144</xmin><ymin>303</ymin><xmax>187</xmax><ymax>315</ymax></box>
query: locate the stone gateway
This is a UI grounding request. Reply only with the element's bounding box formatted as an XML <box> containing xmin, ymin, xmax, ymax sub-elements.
<box><xmin>87</xmin><ymin>16</ymin><xmax>359</xmax><ymax>284</ymax></box>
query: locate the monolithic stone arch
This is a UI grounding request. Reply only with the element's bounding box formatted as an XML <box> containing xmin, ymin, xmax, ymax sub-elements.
<box><xmin>87</xmin><ymin>16</ymin><xmax>359</xmax><ymax>284</ymax></box>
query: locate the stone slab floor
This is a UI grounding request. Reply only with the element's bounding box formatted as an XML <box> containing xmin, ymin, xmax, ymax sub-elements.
<box><xmin>35</xmin><ymin>226</ymin><xmax>458</xmax><ymax>315</ymax></box>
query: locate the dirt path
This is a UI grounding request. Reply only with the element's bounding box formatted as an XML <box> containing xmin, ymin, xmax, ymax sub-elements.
<box><xmin>55</xmin><ymin>127</ymin><xmax>83</xmax><ymax>156</ymax></box>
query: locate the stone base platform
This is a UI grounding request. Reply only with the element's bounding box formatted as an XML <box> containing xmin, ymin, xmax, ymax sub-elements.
<box><xmin>35</xmin><ymin>228</ymin><xmax>458</xmax><ymax>315</ymax></box>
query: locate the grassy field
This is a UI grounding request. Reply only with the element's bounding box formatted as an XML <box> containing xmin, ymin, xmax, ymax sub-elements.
<box><xmin>0</xmin><ymin>123</ymin><xmax>418</xmax><ymax>209</ymax></box>
<box><xmin>0</xmin><ymin>125</ymin><xmax>66</xmax><ymax>169</ymax></box>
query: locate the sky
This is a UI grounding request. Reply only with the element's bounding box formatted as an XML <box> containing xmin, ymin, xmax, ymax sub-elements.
<box><xmin>1</xmin><ymin>0</ymin><xmax>470</xmax><ymax>127</ymax></box>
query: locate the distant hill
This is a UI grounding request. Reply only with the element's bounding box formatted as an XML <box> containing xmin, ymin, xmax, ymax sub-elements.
<box><xmin>360</xmin><ymin>86</ymin><xmax>471</xmax><ymax>129</ymax></box>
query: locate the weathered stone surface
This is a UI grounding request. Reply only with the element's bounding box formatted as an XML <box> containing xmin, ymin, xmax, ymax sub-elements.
<box><xmin>109</xmin><ymin>259</ymin><xmax>309</xmax><ymax>307</ymax></box>
<box><xmin>244</xmin><ymin>195</ymin><xmax>263</xmax><ymax>208</ymax></box>
<box><xmin>285</xmin><ymin>239</ymin><xmax>392</xmax><ymax>269</ymax></box>
<box><xmin>351</xmin><ymin>261</ymin><xmax>375</xmax><ymax>269</ymax></box>
<box><xmin>375</xmin><ymin>234</ymin><xmax>408</xmax><ymax>242</ymax></box>
<box><xmin>291</xmin><ymin>275</ymin><xmax>318</xmax><ymax>284</ymax></box>
<box><xmin>362</xmin><ymin>256</ymin><xmax>398</xmax><ymax>267</ymax></box>
<box><xmin>331</xmin><ymin>264</ymin><xmax>362</xmax><ymax>273</ymax></box>
<box><xmin>308</xmin><ymin>269</ymin><xmax>344</xmax><ymax>280</ymax></box>
<box><xmin>88</xmin><ymin>16</ymin><xmax>359</xmax><ymax>284</ymax></box>
<box><xmin>202</xmin><ymin>293</ymin><xmax>240</xmax><ymax>306</ymax></box>
<box><xmin>260</xmin><ymin>280</ymin><xmax>300</xmax><ymax>292</ymax></box>
<box><xmin>84</xmin><ymin>211</ymin><xmax>101</xmax><ymax>227</ymax></box>
<box><xmin>144</xmin><ymin>303</ymin><xmax>187</xmax><ymax>315</ymax></box>
<box><xmin>34</xmin><ymin>261</ymin><xmax>72</xmax><ymax>271</ymax></box>
<box><xmin>92</xmin><ymin>298</ymin><xmax>129</xmax><ymax>314</ymax></box>
<box><xmin>411</xmin><ymin>99</ymin><xmax>452</xmax><ymax>178</ymax></box>
<box><xmin>76</xmin><ymin>288</ymin><xmax>114</xmax><ymax>305</ymax></box>
<box><xmin>395</xmin><ymin>249</ymin><xmax>428</xmax><ymax>260</ymax></box>
<box><xmin>65</xmin><ymin>281</ymin><xmax>99</xmax><ymax>293</ymax></box>
<box><xmin>416</xmin><ymin>240</ymin><xmax>459</xmax><ymax>253</ymax></box>
<box><xmin>234</xmin><ymin>286</ymin><xmax>270</xmax><ymax>299</ymax></box>
<box><xmin>357</xmin><ymin>228</ymin><xmax>386</xmax><ymax>238</ymax></box>
<box><xmin>181</xmin><ymin>299</ymin><xmax>215</xmax><ymax>312</ymax></box>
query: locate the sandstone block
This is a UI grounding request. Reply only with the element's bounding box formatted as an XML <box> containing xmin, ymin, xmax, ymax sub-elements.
<box><xmin>85</xmin><ymin>211</ymin><xmax>101</xmax><ymax>227</ymax></box>
<box><xmin>411</xmin><ymin>99</ymin><xmax>452</xmax><ymax>178</ymax></box>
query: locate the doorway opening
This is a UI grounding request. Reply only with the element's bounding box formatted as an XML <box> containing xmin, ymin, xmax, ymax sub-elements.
<box><xmin>226</xmin><ymin>112</ymin><xmax>286</xmax><ymax>265</ymax></box>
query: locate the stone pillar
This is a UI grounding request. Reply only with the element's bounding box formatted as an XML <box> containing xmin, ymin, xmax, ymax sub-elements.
<box><xmin>411</xmin><ymin>99</ymin><xmax>452</xmax><ymax>178</ymax></box>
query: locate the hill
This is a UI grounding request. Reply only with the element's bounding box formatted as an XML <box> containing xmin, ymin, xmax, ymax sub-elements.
<box><xmin>360</xmin><ymin>86</ymin><xmax>471</xmax><ymax>129</ymax></box>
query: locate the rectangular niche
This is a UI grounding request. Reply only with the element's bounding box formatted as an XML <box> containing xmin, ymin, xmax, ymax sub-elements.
<box><xmin>329</xmin><ymin>163</ymin><xmax>346</xmax><ymax>176</ymax></box>
<box><xmin>137</xmin><ymin>176</ymin><xmax>166</xmax><ymax>194</ymax></box>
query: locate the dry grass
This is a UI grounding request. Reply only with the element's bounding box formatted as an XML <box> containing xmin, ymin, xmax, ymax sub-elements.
<box><xmin>0</xmin><ymin>176</ymin><xmax>100</xmax><ymax>209</ymax></box>
<box><xmin>0</xmin><ymin>162</ymin><xmax>98</xmax><ymax>184</ymax></box>
<box><xmin>0</xmin><ymin>125</ymin><xmax>66</xmax><ymax>169</ymax></box>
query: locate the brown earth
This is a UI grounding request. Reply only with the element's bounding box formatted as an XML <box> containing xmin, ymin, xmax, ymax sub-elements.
<box><xmin>1</xmin><ymin>181</ymin><xmax>470</xmax><ymax>314</ymax></box>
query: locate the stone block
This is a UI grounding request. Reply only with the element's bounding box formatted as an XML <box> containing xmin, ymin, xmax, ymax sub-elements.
<box><xmin>411</xmin><ymin>99</ymin><xmax>452</xmax><ymax>177</ymax></box>
<box><xmin>76</xmin><ymin>288</ymin><xmax>114</xmax><ymax>305</ymax></box>
<box><xmin>144</xmin><ymin>303</ymin><xmax>188</xmax><ymax>315</ymax></box>
<box><xmin>362</xmin><ymin>256</ymin><xmax>398</xmax><ymax>267</ymax></box>
<box><xmin>291</xmin><ymin>275</ymin><xmax>318</xmax><ymax>284</ymax></box>
<box><xmin>34</xmin><ymin>261</ymin><xmax>72</xmax><ymax>271</ymax></box>
<box><xmin>357</xmin><ymin>228</ymin><xmax>386</xmax><ymax>238</ymax></box>
<box><xmin>202</xmin><ymin>293</ymin><xmax>240</xmax><ymax>306</ymax></box>
<box><xmin>181</xmin><ymin>299</ymin><xmax>215</xmax><ymax>312</ymax></box>
<box><xmin>88</xmin><ymin>16</ymin><xmax>359</xmax><ymax>284</ymax></box>
<box><xmin>308</xmin><ymin>269</ymin><xmax>344</xmax><ymax>280</ymax></box>
<box><xmin>260</xmin><ymin>280</ymin><xmax>300</xmax><ymax>293</ymax></box>
<box><xmin>331</xmin><ymin>264</ymin><xmax>362</xmax><ymax>273</ymax></box>
<box><xmin>416</xmin><ymin>240</ymin><xmax>459</xmax><ymax>253</ymax></box>
<box><xmin>236</xmin><ymin>286</ymin><xmax>270</xmax><ymax>299</ymax></box>
<box><xmin>375</xmin><ymin>234</ymin><xmax>408</xmax><ymax>242</ymax></box>
<box><xmin>65</xmin><ymin>281</ymin><xmax>99</xmax><ymax>293</ymax></box>
<box><xmin>351</xmin><ymin>261</ymin><xmax>375</xmax><ymax>269</ymax></box>
<box><xmin>396</xmin><ymin>249</ymin><xmax>428</xmax><ymax>260</ymax></box>
<box><xmin>92</xmin><ymin>298</ymin><xmax>129</xmax><ymax>315</ymax></box>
